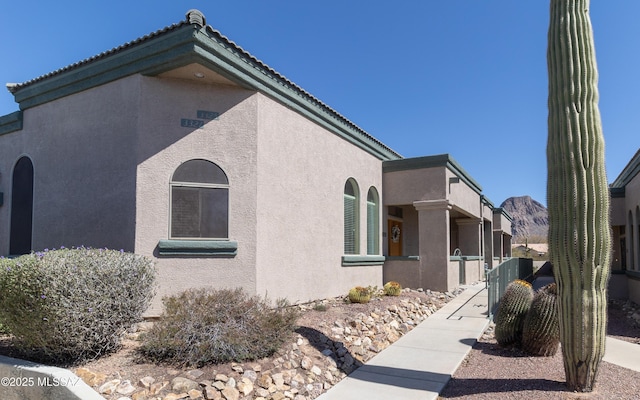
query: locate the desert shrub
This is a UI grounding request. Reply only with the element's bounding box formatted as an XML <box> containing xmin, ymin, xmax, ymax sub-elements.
<box><xmin>139</xmin><ymin>288</ymin><xmax>300</xmax><ymax>367</ymax></box>
<box><xmin>0</xmin><ymin>248</ymin><xmax>156</xmax><ymax>365</ymax></box>
<box><xmin>0</xmin><ymin>259</ymin><xmax>9</xmax><ymax>335</ymax></box>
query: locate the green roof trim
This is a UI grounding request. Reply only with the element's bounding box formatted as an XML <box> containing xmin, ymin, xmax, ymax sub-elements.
<box><xmin>610</xmin><ymin>187</ymin><xmax>625</xmax><ymax>198</ymax></box>
<box><xmin>493</xmin><ymin>207</ymin><xmax>514</xmax><ymax>222</ymax></box>
<box><xmin>382</xmin><ymin>153</ymin><xmax>483</xmax><ymax>195</ymax></box>
<box><xmin>611</xmin><ymin>148</ymin><xmax>640</xmax><ymax>189</ymax></box>
<box><xmin>6</xmin><ymin>10</ymin><xmax>400</xmax><ymax>161</ymax></box>
<box><xmin>0</xmin><ymin>111</ymin><xmax>23</xmax><ymax>136</ymax></box>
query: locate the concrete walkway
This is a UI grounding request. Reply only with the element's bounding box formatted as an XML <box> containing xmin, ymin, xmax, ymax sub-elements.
<box><xmin>318</xmin><ymin>282</ymin><xmax>640</xmax><ymax>400</ymax></box>
<box><xmin>317</xmin><ymin>282</ymin><xmax>490</xmax><ymax>400</ymax></box>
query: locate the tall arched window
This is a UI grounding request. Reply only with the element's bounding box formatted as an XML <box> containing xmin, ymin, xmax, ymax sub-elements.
<box><xmin>636</xmin><ymin>206</ymin><xmax>640</xmax><ymax>271</ymax></box>
<box><xmin>170</xmin><ymin>159</ymin><xmax>229</xmax><ymax>239</ymax></box>
<box><xmin>629</xmin><ymin>210</ymin><xmax>636</xmax><ymax>271</ymax></box>
<box><xmin>344</xmin><ymin>179</ymin><xmax>359</xmax><ymax>254</ymax></box>
<box><xmin>366</xmin><ymin>187</ymin><xmax>380</xmax><ymax>255</ymax></box>
<box><xmin>10</xmin><ymin>156</ymin><xmax>34</xmax><ymax>255</ymax></box>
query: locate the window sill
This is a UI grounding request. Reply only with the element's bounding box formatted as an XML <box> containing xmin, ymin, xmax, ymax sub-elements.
<box><xmin>342</xmin><ymin>255</ymin><xmax>385</xmax><ymax>267</ymax></box>
<box><xmin>627</xmin><ymin>270</ymin><xmax>640</xmax><ymax>280</ymax></box>
<box><xmin>158</xmin><ymin>239</ymin><xmax>237</xmax><ymax>257</ymax></box>
<box><xmin>385</xmin><ymin>256</ymin><xmax>420</xmax><ymax>261</ymax></box>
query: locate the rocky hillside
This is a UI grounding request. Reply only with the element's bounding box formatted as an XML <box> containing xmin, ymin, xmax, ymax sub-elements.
<box><xmin>500</xmin><ymin>196</ymin><xmax>548</xmax><ymax>243</ymax></box>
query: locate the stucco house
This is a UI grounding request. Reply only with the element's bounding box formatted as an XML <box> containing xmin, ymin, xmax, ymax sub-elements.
<box><xmin>610</xmin><ymin>148</ymin><xmax>640</xmax><ymax>303</ymax></box>
<box><xmin>0</xmin><ymin>10</ymin><xmax>512</xmax><ymax>315</ymax></box>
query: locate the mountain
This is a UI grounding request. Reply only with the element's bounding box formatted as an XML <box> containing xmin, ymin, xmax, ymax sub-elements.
<box><xmin>500</xmin><ymin>196</ymin><xmax>548</xmax><ymax>243</ymax></box>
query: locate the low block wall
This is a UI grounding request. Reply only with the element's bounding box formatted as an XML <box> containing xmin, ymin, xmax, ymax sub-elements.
<box><xmin>0</xmin><ymin>355</ymin><xmax>103</xmax><ymax>400</ymax></box>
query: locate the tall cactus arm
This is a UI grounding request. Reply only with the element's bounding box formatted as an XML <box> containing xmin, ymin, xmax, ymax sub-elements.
<box><xmin>546</xmin><ymin>0</ymin><xmax>611</xmax><ymax>392</ymax></box>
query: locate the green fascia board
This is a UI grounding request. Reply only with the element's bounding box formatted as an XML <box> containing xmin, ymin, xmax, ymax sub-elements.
<box><xmin>13</xmin><ymin>26</ymin><xmax>199</xmax><ymax>109</ymax></box>
<box><xmin>382</xmin><ymin>153</ymin><xmax>483</xmax><ymax>194</ymax></box>
<box><xmin>611</xmin><ymin>148</ymin><xmax>640</xmax><ymax>189</ymax></box>
<box><xmin>610</xmin><ymin>186</ymin><xmax>626</xmax><ymax>198</ymax></box>
<box><xmin>0</xmin><ymin>111</ymin><xmax>23</xmax><ymax>135</ymax></box>
<box><xmin>10</xmin><ymin>21</ymin><xmax>401</xmax><ymax>161</ymax></box>
<box><xmin>158</xmin><ymin>239</ymin><xmax>238</xmax><ymax>257</ymax></box>
<box><xmin>493</xmin><ymin>207</ymin><xmax>514</xmax><ymax>222</ymax></box>
<box><xmin>185</xmin><ymin>29</ymin><xmax>400</xmax><ymax>161</ymax></box>
<box><xmin>342</xmin><ymin>255</ymin><xmax>386</xmax><ymax>266</ymax></box>
<box><xmin>627</xmin><ymin>270</ymin><xmax>640</xmax><ymax>281</ymax></box>
<box><xmin>481</xmin><ymin>195</ymin><xmax>495</xmax><ymax>209</ymax></box>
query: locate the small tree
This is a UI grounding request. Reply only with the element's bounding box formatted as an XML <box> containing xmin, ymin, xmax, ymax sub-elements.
<box><xmin>546</xmin><ymin>0</ymin><xmax>611</xmax><ymax>392</ymax></box>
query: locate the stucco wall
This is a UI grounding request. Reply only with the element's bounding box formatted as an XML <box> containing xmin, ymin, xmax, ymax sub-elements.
<box><xmin>0</xmin><ymin>76</ymin><xmax>140</xmax><ymax>255</ymax></box>
<box><xmin>254</xmin><ymin>93</ymin><xmax>383</xmax><ymax>303</ymax></box>
<box><xmin>133</xmin><ymin>77</ymin><xmax>259</xmax><ymax>315</ymax></box>
<box><xmin>382</xmin><ymin>167</ymin><xmax>446</xmax><ymax>205</ymax></box>
<box><xmin>447</xmin><ymin>169</ymin><xmax>481</xmax><ymax>218</ymax></box>
<box><xmin>610</xmin><ymin>196</ymin><xmax>626</xmax><ymax>226</ymax></box>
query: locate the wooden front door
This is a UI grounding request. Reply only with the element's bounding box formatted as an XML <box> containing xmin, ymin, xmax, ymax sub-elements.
<box><xmin>388</xmin><ymin>220</ymin><xmax>402</xmax><ymax>256</ymax></box>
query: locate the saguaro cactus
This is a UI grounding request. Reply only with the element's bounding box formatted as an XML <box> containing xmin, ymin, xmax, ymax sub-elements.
<box><xmin>547</xmin><ymin>0</ymin><xmax>611</xmax><ymax>392</ymax></box>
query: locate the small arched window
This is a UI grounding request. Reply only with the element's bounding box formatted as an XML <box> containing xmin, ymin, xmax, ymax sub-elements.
<box><xmin>170</xmin><ymin>159</ymin><xmax>229</xmax><ymax>239</ymax></box>
<box><xmin>366</xmin><ymin>187</ymin><xmax>380</xmax><ymax>255</ymax></box>
<box><xmin>344</xmin><ymin>179</ymin><xmax>359</xmax><ymax>254</ymax></box>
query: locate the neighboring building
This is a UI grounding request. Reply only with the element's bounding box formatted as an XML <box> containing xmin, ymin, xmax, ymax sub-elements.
<box><xmin>610</xmin><ymin>148</ymin><xmax>640</xmax><ymax>303</ymax></box>
<box><xmin>0</xmin><ymin>10</ymin><xmax>511</xmax><ymax>315</ymax></box>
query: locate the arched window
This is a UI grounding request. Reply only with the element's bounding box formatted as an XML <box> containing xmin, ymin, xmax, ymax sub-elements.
<box><xmin>636</xmin><ymin>206</ymin><xmax>640</xmax><ymax>271</ymax></box>
<box><xmin>629</xmin><ymin>210</ymin><xmax>636</xmax><ymax>271</ymax></box>
<box><xmin>344</xmin><ymin>179</ymin><xmax>359</xmax><ymax>254</ymax></box>
<box><xmin>366</xmin><ymin>187</ymin><xmax>380</xmax><ymax>255</ymax></box>
<box><xmin>10</xmin><ymin>157</ymin><xmax>34</xmax><ymax>255</ymax></box>
<box><xmin>170</xmin><ymin>159</ymin><xmax>229</xmax><ymax>239</ymax></box>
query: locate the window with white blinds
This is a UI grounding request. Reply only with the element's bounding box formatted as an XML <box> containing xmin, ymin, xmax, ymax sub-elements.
<box><xmin>367</xmin><ymin>187</ymin><xmax>379</xmax><ymax>255</ymax></box>
<box><xmin>344</xmin><ymin>179</ymin><xmax>359</xmax><ymax>254</ymax></box>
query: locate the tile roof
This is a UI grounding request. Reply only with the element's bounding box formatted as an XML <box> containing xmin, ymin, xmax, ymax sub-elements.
<box><xmin>7</xmin><ymin>9</ymin><xmax>401</xmax><ymax>160</ymax></box>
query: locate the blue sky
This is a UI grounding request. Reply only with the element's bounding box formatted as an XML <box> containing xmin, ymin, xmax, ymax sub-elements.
<box><xmin>1</xmin><ymin>1</ymin><xmax>639</xmax><ymax>207</ymax></box>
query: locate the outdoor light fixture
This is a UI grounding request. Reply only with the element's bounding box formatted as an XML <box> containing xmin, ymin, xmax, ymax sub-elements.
<box><xmin>194</xmin><ymin>72</ymin><xmax>205</xmax><ymax>78</ymax></box>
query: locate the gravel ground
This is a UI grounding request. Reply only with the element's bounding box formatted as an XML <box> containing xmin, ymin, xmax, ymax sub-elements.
<box><xmin>439</xmin><ymin>299</ymin><xmax>640</xmax><ymax>399</ymax></box>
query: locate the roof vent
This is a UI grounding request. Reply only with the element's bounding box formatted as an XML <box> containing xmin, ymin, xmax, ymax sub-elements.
<box><xmin>186</xmin><ymin>9</ymin><xmax>206</xmax><ymax>27</ymax></box>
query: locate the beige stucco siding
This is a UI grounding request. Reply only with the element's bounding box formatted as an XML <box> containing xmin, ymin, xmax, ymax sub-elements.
<box><xmin>0</xmin><ymin>77</ymin><xmax>140</xmax><ymax>254</ymax></box>
<box><xmin>447</xmin><ymin>169</ymin><xmax>481</xmax><ymax>218</ymax></box>
<box><xmin>382</xmin><ymin>167</ymin><xmax>446</xmax><ymax>205</ymax></box>
<box><xmin>255</xmin><ymin>93</ymin><xmax>383</xmax><ymax>303</ymax></box>
<box><xmin>133</xmin><ymin>77</ymin><xmax>259</xmax><ymax>315</ymax></box>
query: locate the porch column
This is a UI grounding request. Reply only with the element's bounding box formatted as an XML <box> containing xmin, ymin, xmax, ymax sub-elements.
<box><xmin>413</xmin><ymin>199</ymin><xmax>451</xmax><ymax>291</ymax></box>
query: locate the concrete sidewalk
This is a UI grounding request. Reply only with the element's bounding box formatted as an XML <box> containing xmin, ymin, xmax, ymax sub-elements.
<box><xmin>604</xmin><ymin>336</ymin><xmax>640</xmax><ymax>372</ymax></box>
<box><xmin>318</xmin><ymin>282</ymin><xmax>640</xmax><ymax>400</ymax></box>
<box><xmin>317</xmin><ymin>282</ymin><xmax>490</xmax><ymax>400</ymax></box>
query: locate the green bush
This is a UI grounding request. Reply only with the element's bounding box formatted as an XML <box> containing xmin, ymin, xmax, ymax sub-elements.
<box><xmin>0</xmin><ymin>248</ymin><xmax>156</xmax><ymax>365</ymax></box>
<box><xmin>139</xmin><ymin>288</ymin><xmax>299</xmax><ymax>367</ymax></box>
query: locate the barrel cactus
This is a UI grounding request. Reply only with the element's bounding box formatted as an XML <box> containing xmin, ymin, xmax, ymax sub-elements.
<box><xmin>547</xmin><ymin>0</ymin><xmax>611</xmax><ymax>391</ymax></box>
<box><xmin>348</xmin><ymin>286</ymin><xmax>371</xmax><ymax>304</ymax></box>
<box><xmin>522</xmin><ymin>283</ymin><xmax>560</xmax><ymax>356</ymax></box>
<box><xmin>494</xmin><ymin>279</ymin><xmax>534</xmax><ymax>346</ymax></box>
<box><xmin>383</xmin><ymin>281</ymin><xmax>402</xmax><ymax>296</ymax></box>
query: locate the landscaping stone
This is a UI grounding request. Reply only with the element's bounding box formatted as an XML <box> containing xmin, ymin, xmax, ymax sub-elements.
<box><xmin>77</xmin><ymin>287</ymin><xmax>459</xmax><ymax>400</ymax></box>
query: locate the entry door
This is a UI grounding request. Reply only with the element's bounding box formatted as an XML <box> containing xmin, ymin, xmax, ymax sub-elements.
<box><xmin>388</xmin><ymin>220</ymin><xmax>403</xmax><ymax>256</ymax></box>
<box><xmin>10</xmin><ymin>157</ymin><xmax>34</xmax><ymax>255</ymax></box>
